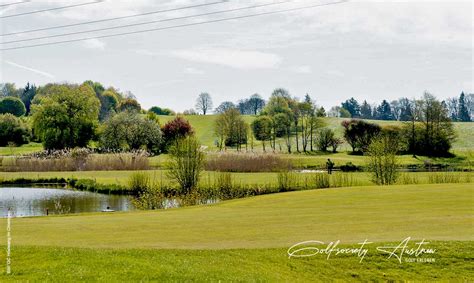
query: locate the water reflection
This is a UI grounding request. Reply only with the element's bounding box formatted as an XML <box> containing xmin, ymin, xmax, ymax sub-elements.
<box><xmin>0</xmin><ymin>187</ymin><xmax>134</xmax><ymax>217</ymax></box>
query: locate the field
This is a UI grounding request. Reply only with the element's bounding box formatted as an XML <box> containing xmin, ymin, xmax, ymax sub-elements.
<box><xmin>0</xmin><ymin>183</ymin><xmax>472</xmax><ymax>281</ymax></box>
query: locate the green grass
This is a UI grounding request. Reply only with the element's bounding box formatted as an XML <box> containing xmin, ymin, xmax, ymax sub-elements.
<box><xmin>0</xmin><ymin>142</ymin><xmax>43</xmax><ymax>156</ymax></box>
<box><xmin>1</xmin><ymin>183</ymin><xmax>472</xmax><ymax>249</ymax></box>
<box><xmin>0</xmin><ymin>183</ymin><xmax>472</xmax><ymax>281</ymax></box>
<box><xmin>0</xmin><ymin>170</ymin><xmax>472</xmax><ymax>189</ymax></box>
<box><xmin>0</xmin><ymin>242</ymin><xmax>472</xmax><ymax>281</ymax></box>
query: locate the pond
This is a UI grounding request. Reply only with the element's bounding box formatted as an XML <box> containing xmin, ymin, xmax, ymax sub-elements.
<box><xmin>0</xmin><ymin>187</ymin><xmax>135</xmax><ymax>218</ymax></box>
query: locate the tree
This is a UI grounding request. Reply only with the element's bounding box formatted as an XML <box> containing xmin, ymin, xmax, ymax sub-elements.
<box><xmin>251</xmin><ymin>116</ymin><xmax>273</xmax><ymax>151</ymax></box>
<box><xmin>367</xmin><ymin>135</ymin><xmax>399</xmax><ymax>185</ymax></box>
<box><xmin>0</xmin><ymin>83</ymin><xmax>20</xmax><ymax>97</ymax></box>
<box><xmin>399</xmin><ymin>98</ymin><xmax>412</xmax><ymax>121</ymax></box>
<box><xmin>402</xmin><ymin>93</ymin><xmax>455</xmax><ymax>157</ymax></box>
<box><xmin>0</xmin><ymin>97</ymin><xmax>26</xmax><ymax>117</ymax></box>
<box><xmin>458</xmin><ymin>92</ymin><xmax>471</xmax><ymax>122</ymax></box>
<box><xmin>149</xmin><ymin>106</ymin><xmax>174</xmax><ymax>116</ymax></box>
<box><xmin>214</xmin><ymin>108</ymin><xmax>248</xmax><ymax>151</ymax></box>
<box><xmin>360</xmin><ymin>100</ymin><xmax>372</xmax><ymax>119</ymax></box>
<box><xmin>99</xmin><ymin>89</ymin><xmax>119</xmax><ymax>120</ymax></box>
<box><xmin>248</xmin><ymin>94</ymin><xmax>265</xmax><ymax>115</ymax></box>
<box><xmin>0</xmin><ymin>114</ymin><xmax>30</xmax><ymax>146</ymax></box>
<box><xmin>100</xmin><ymin>111</ymin><xmax>162</xmax><ymax>152</ymax></box>
<box><xmin>341</xmin><ymin>97</ymin><xmax>361</xmax><ymax>118</ymax></box>
<box><xmin>166</xmin><ymin>136</ymin><xmax>205</xmax><ymax>194</ymax></box>
<box><xmin>195</xmin><ymin>92</ymin><xmax>213</xmax><ymax>115</ymax></box>
<box><xmin>161</xmin><ymin>116</ymin><xmax>194</xmax><ymax>150</ymax></box>
<box><xmin>316</xmin><ymin>107</ymin><xmax>326</xmax><ymax>117</ymax></box>
<box><xmin>20</xmin><ymin>82</ymin><xmax>37</xmax><ymax>115</ymax></box>
<box><xmin>375</xmin><ymin>100</ymin><xmax>394</xmax><ymax>120</ymax></box>
<box><xmin>214</xmin><ymin>101</ymin><xmax>236</xmax><ymax>114</ymax></box>
<box><xmin>341</xmin><ymin>119</ymin><xmax>382</xmax><ymax>153</ymax></box>
<box><xmin>31</xmin><ymin>83</ymin><xmax>100</xmax><ymax>150</ymax></box>
<box><xmin>118</xmin><ymin>98</ymin><xmax>141</xmax><ymax>112</ymax></box>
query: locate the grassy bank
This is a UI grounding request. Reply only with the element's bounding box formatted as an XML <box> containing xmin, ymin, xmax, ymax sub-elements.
<box><xmin>1</xmin><ymin>184</ymin><xmax>472</xmax><ymax>249</ymax></box>
<box><xmin>0</xmin><ymin>242</ymin><xmax>472</xmax><ymax>281</ymax></box>
<box><xmin>0</xmin><ymin>183</ymin><xmax>472</xmax><ymax>281</ymax></box>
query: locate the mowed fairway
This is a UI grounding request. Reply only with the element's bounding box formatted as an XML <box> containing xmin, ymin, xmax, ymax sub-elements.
<box><xmin>0</xmin><ymin>183</ymin><xmax>473</xmax><ymax>281</ymax></box>
<box><xmin>1</xmin><ymin>184</ymin><xmax>472</xmax><ymax>249</ymax></box>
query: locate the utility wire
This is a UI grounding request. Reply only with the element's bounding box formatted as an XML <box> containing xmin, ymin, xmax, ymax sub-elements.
<box><xmin>2</xmin><ymin>0</ymin><xmax>296</xmax><ymax>44</ymax></box>
<box><xmin>0</xmin><ymin>0</ymin><xmax>104</xmax><ymax>19</ymax></box>
<box><xmin>0</xmin><ymin>0</ymin><xmax>30</xmax><ymax>8</ymax></box>
<box><xmin>0</xmin><ymin>0</ymin><xmax>348</xmax><ymax>51</ymax></box>
<box><xmin>1</xmin><ymin>0</ymin><xmax>227</xmax><ymax>37</ymax></box>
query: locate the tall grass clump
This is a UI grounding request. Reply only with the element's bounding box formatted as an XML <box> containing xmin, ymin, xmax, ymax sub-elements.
<box><xmin>277</xmin><ymin>171</ymin><xmax>298</xmax><ymax>191</ymax></box>
<box><xmin>427</xmin><ymin>172</ymin><xmax>471</xmax><ymax>184</ymax></box>
<box><xmin>128</xmin><ymin>172</ymin><xmax>150</xmax><ymax>195</ymax></box>
<box><xmin>2</xmin><ymin>148</ymin><xmax>150</xmax><ymax>172</ymax></box>
<box><xmin>205</xmin><ymin>152</ymin><xmax>292</xmax><ymax>172</ymax></box>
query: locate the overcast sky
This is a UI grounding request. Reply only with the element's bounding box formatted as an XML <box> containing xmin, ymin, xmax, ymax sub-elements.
<box><xmin>0</xmin><ymin>0</ymin><xmax>472</xmax><ymax>112</ymax></box>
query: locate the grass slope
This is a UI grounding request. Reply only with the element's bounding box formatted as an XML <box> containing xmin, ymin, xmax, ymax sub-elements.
<box><xmin>1</xmin><ymin>184</ymin><xmax>472</xmax><ymax>249</ymax></box>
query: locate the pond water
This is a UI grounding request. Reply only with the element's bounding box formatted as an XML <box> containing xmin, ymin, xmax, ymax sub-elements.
<box><xmin>0</xmin><ymin>187</ymin><xmax>135</xmax><ymax>218</ymax></box>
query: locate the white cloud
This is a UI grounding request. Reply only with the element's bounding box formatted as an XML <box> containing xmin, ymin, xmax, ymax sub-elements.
<box><xmin>171</xmin><ymin>48</ymin><xmax>282</xmax><ymax>70</ymax></box>
<box><xmin>82</xmin><ymin>39</ymin><xmax>106</xmax><ymax>50</ymax></box>
<box><xmin>326</xmin><ymin>70</ymin><xmax>344</xmax><ymax>77</ymax></box>
<box><xmin>4</xmin><ymin>60</ymin><xmax>55</xmax><ymax>79</ymax></box>
<box><xmin>184</xmin><ymin>67</ymin><xmax>204</xmax><ymax>75</ymax></box>
<box><xmin>291</xmin><ymin>65</ymin><xmax>312</xmax><ymax>74</ymax></box>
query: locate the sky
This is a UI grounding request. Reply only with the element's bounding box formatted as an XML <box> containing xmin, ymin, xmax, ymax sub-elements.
<box><xmin>0</xmin><ymin>0</ymin><xmax>472</xmax><ymax>112</ymax></box>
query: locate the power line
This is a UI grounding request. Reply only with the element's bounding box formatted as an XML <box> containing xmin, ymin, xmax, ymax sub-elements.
<box><xmin>1</xmin><ymin>0</ymin><xmax>297</xmax><ymax>44</ymax></box>
<box><xmin>0</xmin><ymin>0</ymin><xmax>104</xmax><ymax>19</ymax></box>
<box><xmin>1</xmin><ymin>0</ymin><xmax>227</xmax><ymax>37</ymax></box>
<box><xmin>0</xmin><ymin>0</ymin><xmax>30</xmax><ymax>8</ymax></box>
<box><xmin>0</xmin><ymin>1</ymin><xmax>348</xmax><ymax>51</ymax></box>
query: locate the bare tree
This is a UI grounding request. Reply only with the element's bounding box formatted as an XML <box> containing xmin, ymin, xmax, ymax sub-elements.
<box><xmin>195</xmin><ymin>92</ymin><xmax>213</xmax><ymax>115</ymax></box>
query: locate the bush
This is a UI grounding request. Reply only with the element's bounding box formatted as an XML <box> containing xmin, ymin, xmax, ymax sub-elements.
<box><xmin>0</xmin><ymin>97</ymin><xmax>26</xmax><ymax>117</ymax></box>
<box><xmin>367</xmin><ymin>136</ymin><xmax>399</xmax><ymax>185</ymax></box>
<box><xmin>0</xmin><ymin>114</ymin><xmax>30</xmax><ymax>146</ymax></box>
<box><xmin>161</xmin><ymin>116</ymin><xmax>194</xmax><ymax>151</ymax></box>
<box><xmin>166</xmin><ymin>136</ymin><xmax>205</xmax><ymax>194</ymax></box>
<box><xmin>128</xmin><ymin>172</ymin><xmax>151</xmax><ymax>196</ymax></box>
<box><xmin>101</xmin><ymin>111</ymin><xmax>162</xmax><ymax>152</ymax></box>
<box><xmin>339</xmin><ymin>162</ymin><xmax>362</xmax><ymax>172</ymax></box>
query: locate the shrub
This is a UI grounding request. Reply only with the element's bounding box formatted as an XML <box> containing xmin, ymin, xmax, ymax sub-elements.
<box><xmin>339</xmin><ymin>162</ymin><xmax>362</xmax><ymax>172</ymax></box>
<box><xmin>101</xmin><ymin>111</ymin><xmax>162</xmax><ymax>152</ymax></box>
<box><xmin>0</xmin><ymin>114</ymin><xmax>30</xmax><ymax>146</ymax></box>
<box><xmin>367</xmin><ymin>136</ymin><xmax>399</xmax><ymax>185</ymax></box>
<box><xmin>161</xmin><ymin>116</ymin><xmax>194</xmax><ymax>150</ymax></box>
<box><xmin>166</xmin><ymin>136</ymin><xmax>205</xmax><ymax>194</ymax></box>
<box><xmin>0</xmin><ymin>96</ymin><xmax>26</xmax><ymax>117</ymax></box>
<box><xmin>128</xmin><ymin>172</ymin><xmax>150</xmax><ymax>195</ymax></box>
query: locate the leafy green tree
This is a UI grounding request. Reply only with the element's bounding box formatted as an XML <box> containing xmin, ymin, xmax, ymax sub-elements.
<box><xmin>99</xmin><ymin>89</ymin><xmax>119</xmax><ymax>120</ymax></box>
<box><xmin>251</xmin><ymin>116</ymin><xmax>273</xmax><ymax>151</ymax></box>
<box><xmin>214</xmin><ymin>108</ymin><xmax>248</xmax><ymax>151</ymax></box>
<box><xmin>0</xmin><ymin>114</ymin><xmax>30</xmax><ymax>146</ymax></box>
<box><xmin>118</xmin><ymin>98</ymin><xmax>141</xmax><ymax>113</ymax></box>
<box><xmin>101</xmin><ymin>111</ymin><xmax>162</xmax><ymax>152</ymax></box>
<box><xmin>248</xmin><ymin>94</ymin><xmax>265</xmax><ymax>115</ymax></box>
<box><xmin>31</xmin><ymin>83</ymin><xmax>100</xmax><ymax>149</ymax></box>
<box><xmin>149</xmin><ymin>106</ymin><xmax>174</xmax><ymax>116</ymax></box>
<box><xmin>316</xmin><ymin>107</ymin><xmax>326</xmax><ymax>117</ymax></box>
<box><xmin>0</xmin><ymin>97</ymin><xmax>26</xmax><ymax>117</ymax></box>
<box><xmin>341</xmin><ymin>119</ymin><xmax>382</xmax><ymax>153</ymax></box>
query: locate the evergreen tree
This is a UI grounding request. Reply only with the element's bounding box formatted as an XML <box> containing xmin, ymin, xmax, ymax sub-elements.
<box><xmin>458</xmin><ymin>92</ymin><xmax>471</xmax><ymax>122</ymax></box>
<box><xmin>375</xmin><ymin>100</ymin><xmax>394</xmax><ymax>120</ymax></box>
<box><xmin>341</xmin><ymin>97</ymin><xmax>361</xmax><ymax>118</ymax></box>
<box><xmin>360</xmin><ymin>100</ymin><xmax>372</xmax><ymax>119</ymax></box>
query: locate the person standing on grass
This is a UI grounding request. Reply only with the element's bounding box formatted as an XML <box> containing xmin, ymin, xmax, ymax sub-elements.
<box><xmin>327</xmin><ymin>159</ymin><xmax>335</xmax><ymax>175</ymax></box>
